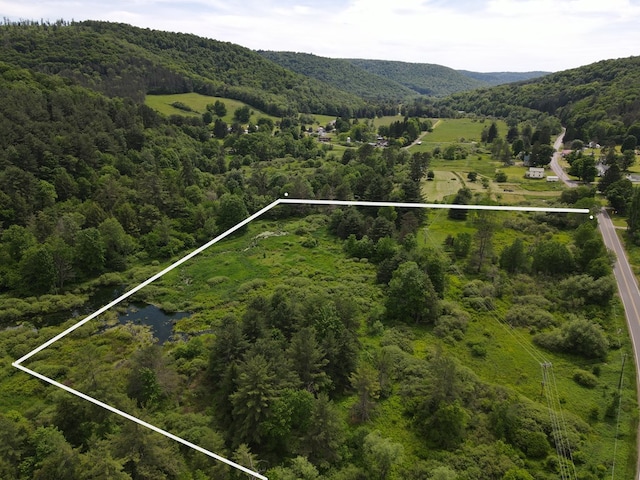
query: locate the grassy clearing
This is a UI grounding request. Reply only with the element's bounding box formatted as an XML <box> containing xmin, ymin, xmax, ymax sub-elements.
<box><xmin>145</xmin><ymin>92</ymin><xmax>279</xmax><ymax>124</ymax></box>
<box><xmin>372</xmin><ymin>115</ymin><xmax>405</xmax><ymax>128</ymax></box>
<box><xmin>135</xmin><ymin>215</ymin><xmax>382</xmax><ymax>333</ymax></box>
<box><xmin>415</xmin><ymin>117</ymin><xmax>508</xmax><ymax>145</ymax></box>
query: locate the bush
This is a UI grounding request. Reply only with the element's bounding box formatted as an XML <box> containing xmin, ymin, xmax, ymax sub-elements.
<box><xmin>301</xmin><ymin>236</ymin><xmax>318</xmax><ymax>248</ymax></box>
<box><xmin>469</xmin><ymin>342</ymin><xmax>487</xmax><ymax>358</ymax></box>
<box><xmin>573</xmin><ymin>369</ymin><xmax>598</xmax><ymax>388</ymax></box>
<box><xmin>505</xmin><ymin>306</ymin><xmax>555</xmax><ymax>328</ymax></box>
<box><xmin>171</xmin><ymin>101</ymin><xmax>193</xmax><ymax>112</ymax></box>
<box><xmin>462</xmin><ymin>296</ymin><xmax>494</xmax><ymax>311</ymax></box>
<box><xmin>380</xmin><ymin>327</ymin><xmax>414</xmax><ymax>353</ymax></box>
<box><xmin>462</xmin><ymin>279</ymin><xmax>495</xmax><ymax>298</ymax></box>
<box><xmin>534</xmin><ymin>318</ymin><xmax>608</xmax><ymax>359</ymax></box>
<box><xmin>433</xmin><ymin>315</ymin><xmax>468</xmax><ymax>340</ymax></box>
<box><xmin>207</xmin><ymin>276</ymin><xmax>229</xmax><ymax>286</ymax></box>
<box><xmin>495</xmin><ymin>171</ymin><xmax>508</xmax><ymax>182</ymax></box>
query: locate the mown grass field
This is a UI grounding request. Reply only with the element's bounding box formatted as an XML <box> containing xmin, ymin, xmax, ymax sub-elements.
<box><xmin>145</xmin><ymin>92</ymin><xmax>279</xmax><ymax>124</ymax></box>
<box><xmin>410</xmin><ymin>117</ymin><xmax>508</xmax><ymax>148</ymax></box>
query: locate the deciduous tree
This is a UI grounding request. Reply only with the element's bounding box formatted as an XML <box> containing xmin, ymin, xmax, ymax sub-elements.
<box><xmin>386</xmin><ymin>261</ymin><xmax>440</xmax><ymax>323</ymax></box>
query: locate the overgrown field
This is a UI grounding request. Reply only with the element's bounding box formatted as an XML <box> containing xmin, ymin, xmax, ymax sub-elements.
<box><xmin>5</xmin><ymin>208</ymin><xmax>636</xmax><ymax>479</ymax></box>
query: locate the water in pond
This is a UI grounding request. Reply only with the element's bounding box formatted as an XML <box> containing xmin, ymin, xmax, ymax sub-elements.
<box><xmin>118</xmin><ymin>303</ymin><xmax>190</xmax><ymax>344</ymax></box>
<box><xmin>23</xmin><ymin>286</ymin><xmax>190</xmax><ymax>344</ymax></box>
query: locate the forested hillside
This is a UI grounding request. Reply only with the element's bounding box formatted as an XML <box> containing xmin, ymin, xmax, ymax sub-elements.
<box><xmin>456</xmin><ymin>70</ymin><xmax>549</xmax><ymax>86</ymax></box>
<box><xmin>258</xmin><ymin>51</ymin><xmax>417</xmax><ymax>104</ymax></box>
<box><xmin>0</xmin><ymin>20</ymin><xmax>370</xmax><ymax>117</ymax></box>
<box><xmin>440</xmin><ymin>56</ymin><xmax>640</xmax><ymax>143</ymax></box>
<box><xmin>347</xmin><ymin>58</ymin><xmax>486</xmax><ymax>97</ymax></box>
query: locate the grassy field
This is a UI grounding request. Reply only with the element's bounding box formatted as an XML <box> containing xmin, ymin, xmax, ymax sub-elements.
<box><xmin>409</xmin><ymin>117</ymin><xmax>509</xmax><ymax>148</ymax></box>
<box><xmin>145</xmin><ymin>92</ymin><xmax>279</xmax><ymax>124</ymax></box>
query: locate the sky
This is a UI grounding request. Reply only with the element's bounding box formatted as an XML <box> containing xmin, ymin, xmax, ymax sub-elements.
<box><xmin>1</xmin><ymin>0</ymin><xmax>639</xmax><ymax>72</ymax></box>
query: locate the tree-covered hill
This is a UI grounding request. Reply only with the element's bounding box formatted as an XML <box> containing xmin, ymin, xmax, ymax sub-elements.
<box><xmin>257</xmin><ymin>51</ymin><xmax>417</xmax><ymax>103</ymax></box>
<box><xmin>439</xmin><ymin>56</ymin><xmax>640</xmax><ymax>143</ymax></box>
<box><xmin>456</xmin><ymin>70</ymin><xmax>549</xmax><ymax>86</ymax></box>
<box><xmin>0</xmin><ymin>20</ymin><xmax>369</xmax><ymax>117</ymax></box>
<box><xmin>346</xmin><ymin>58</ymin><xmax>487</xmax><ymax>97</ymax></box>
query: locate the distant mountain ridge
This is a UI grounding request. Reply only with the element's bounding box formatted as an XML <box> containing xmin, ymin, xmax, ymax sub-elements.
<box><xmin>257</xmin><ymin>51</ymin><xmax>418</xmax><ymax>103</ymax></box>
<box><xmin>347</xmin><ymin>59</ymin><xmax>549</xmax><ymax>95</ymax></box>
<box><xmin>258</xmin><ymin>52</ymin><xmax>549</xmax><ymax>99</ymax></box>
<box><xmin>456</xmin><ymin>70</ymin><xmax>550</xmax><ymax>86</ymax></box>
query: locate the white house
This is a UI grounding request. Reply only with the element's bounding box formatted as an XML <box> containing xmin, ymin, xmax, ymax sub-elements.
<box><xmin>525</xmin><ymin>167</ymin><xmax>545</xmax><ymax>179</ymax></box>
<box><xmin>546</xmin><ymin>176</ymin><xmax>559</xmax><ymax>182</ymax></box>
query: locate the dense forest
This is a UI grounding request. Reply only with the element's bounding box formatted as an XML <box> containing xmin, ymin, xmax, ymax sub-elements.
<box><xmin>257</xmin><ymin>51</ymin><xmax>417</xmax><ymax>104</ymax></box>
<box><xmin>0</xmin><ymin>20</ymin><xmax>371</xmax><ymax>117</ymax></box>
<box><xmin>346</xmin><ymin>59</ymin><xmax>486</xmax><ymax>97</ymax></box>
<box><xmin>0</xmin><ymin>19</ymin><xmax>639</xmax><ymax>480</ymax></box>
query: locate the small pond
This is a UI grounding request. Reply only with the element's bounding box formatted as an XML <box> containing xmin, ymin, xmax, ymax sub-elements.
<box><xmin>117</xmin><ymin>303</ymin><xmax>191</xmax><ymax>344</ymax></box>
<box><xmin>74</xmin><ymin>286</ymin><xmax>191</xmax><ymax>344</ymax></box>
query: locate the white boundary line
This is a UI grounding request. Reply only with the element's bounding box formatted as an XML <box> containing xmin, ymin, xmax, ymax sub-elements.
<box><xmin>12</xmin><ymin>198</ymin><xmax>590</xmax><ymax>479</ymax></box>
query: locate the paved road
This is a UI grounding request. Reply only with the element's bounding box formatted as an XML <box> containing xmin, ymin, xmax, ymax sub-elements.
<box><xmin>550</xmin><ymin>132</ymin><xmax>640</xmax><ymax>478</ymax></box>
<box><xmin>549</xmin><ymin>129</ymin><xmax>578</xmax><ymax>187</ymax></box>
<box><xmin>599</xmin><ymin>209</ymin><xmax>640</xmax><ymax>372</ymax></box>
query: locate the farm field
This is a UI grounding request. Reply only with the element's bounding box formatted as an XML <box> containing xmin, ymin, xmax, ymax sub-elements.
<box><xmin>145</xmin><ymin>92</ymin><xmax>280</xmax><ymax>124</ymax></box>
<box><xmin>409</xmin><ymin>117</ymin><xmax>509</xmax><ymax>150</ymax></box>
<box><xmin>416</xmin><ymin>119</ymin><xmax>566</xmax><ymax>203</ymax></box>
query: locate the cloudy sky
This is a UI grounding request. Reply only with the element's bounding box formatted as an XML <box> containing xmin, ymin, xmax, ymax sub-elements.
<box><xmin>2</xmin><ymin>0</ymin><xmax>639</xmax><ymax>72</ymax></box>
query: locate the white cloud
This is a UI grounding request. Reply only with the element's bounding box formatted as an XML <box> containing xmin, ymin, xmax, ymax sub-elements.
<box><xmin>1</xmin><ymin>0</ymin><xmax>639</xmax><ymax>71</ymax></box>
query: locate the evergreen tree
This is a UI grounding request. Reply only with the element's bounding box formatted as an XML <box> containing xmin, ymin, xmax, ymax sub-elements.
<box><xmin>287</xmin><ymin>327</ymin><xmax>330</xmax><ymax>393</ymax></box>
<box><xmin>230</xmin><ymin>354</ymin><xmax>278</xmax><ymax>446</ymax></box>
<box><xmin>627</xmin><ymin>186</ymin><xmax>640</xmax><ymax>244</ymax></box>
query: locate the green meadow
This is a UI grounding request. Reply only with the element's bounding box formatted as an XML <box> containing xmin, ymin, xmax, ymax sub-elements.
<box><xmin>145</xmin><ymin>92</ymin><xmax>279</xmax><ymax>124</ymax></box>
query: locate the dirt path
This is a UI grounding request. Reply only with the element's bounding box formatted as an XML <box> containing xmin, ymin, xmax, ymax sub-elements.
<box><xmin>405</xmin><ymin>119</ymin><xmax>442</xmax><ymax>149</ymax></box>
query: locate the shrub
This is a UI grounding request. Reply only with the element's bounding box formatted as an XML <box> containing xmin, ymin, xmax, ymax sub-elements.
<box><xmin>505</xmin><ymin>306</ymin><xmax>556</xmax><ymax>328</ymax></box>
<box><xmin>380</xmin><ymin>327</ymin><xmax>414</xmax><ymax>353</ymax></box>
<box><xmin>462</xmin><ymin>296</ymin><xmax>494</xmax><ymax>311</ymax></box>
<box><xmin>301</xmin><ymin>236</ymin><xmax>318</xmax><ymax>248</ymax></box>
<box><xmin>433</xmin><ymin>315</ymin><xmax>468</xmax><ymax>340</ymax></box>
<box><xmin>207</xmin><ymin>276</ymin><xmax>229</xmax><ymax>286</ymax></box>
<box><xmin>469</xmin><ymin>342</ymin><xmax>487</xmax><ymax>358</ymax></box>
<box><xmin>573</xmin><ymin>369</ymin><xmax>598</xmax><ymax>388</ymax></box>
<box><xmin>170</xmin><ymin>101</ymin><xmax>193</xmax><ymax>112</ymax></box>
<box><xmin>534</xmin><ymin>318</ymin><xmax>608</xmax><ymax>359</ymax></box>
<box><xmin>462</xmin><ymin>279</ymin><xmax>495</xmax><ymax>298</ymax></box>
